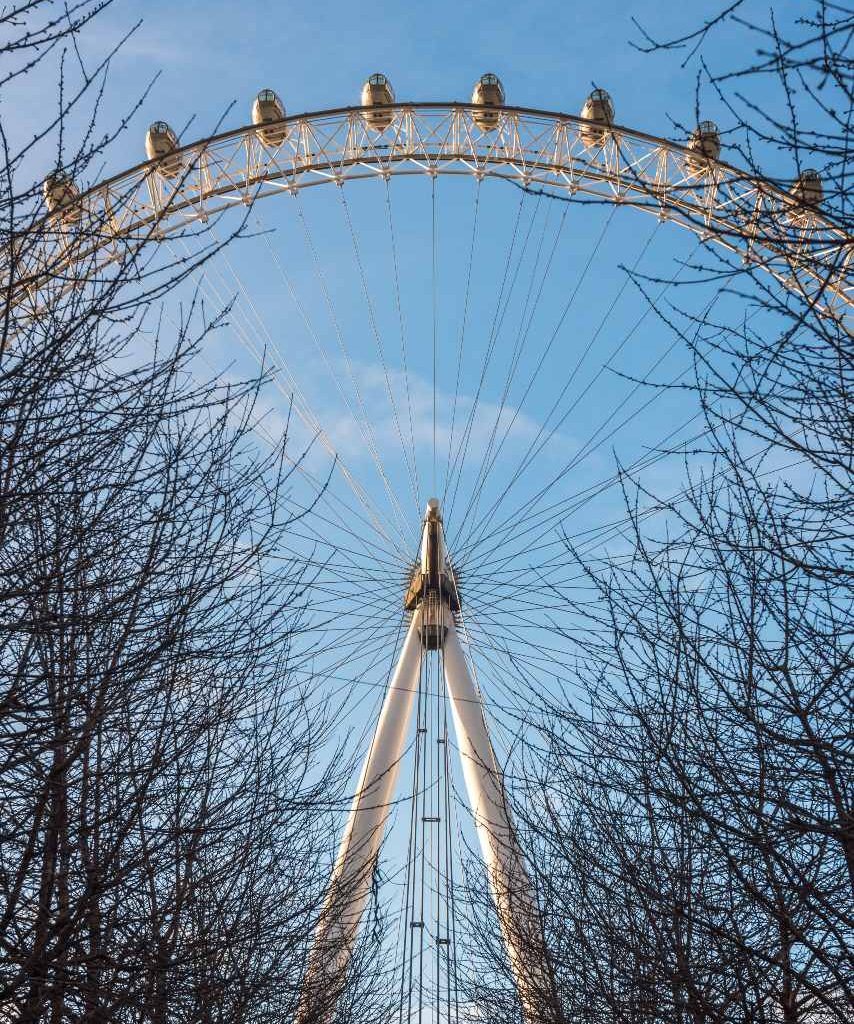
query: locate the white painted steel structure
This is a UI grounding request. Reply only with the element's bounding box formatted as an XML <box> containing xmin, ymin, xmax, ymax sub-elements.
<box><xmin>442</xmin><ymin>619</ymin><xmax>558</xmax><ymax>1021</ymax></box>
<box><xmin>10</xmin><ymin>102</ymin><xmax>852</xmax><ymax>320</ymax></box>
<box><xmin>296</xmin><ymin>609</ymin><xmax>425</xmax><ymax>1024</ymax></box>
<box><xmin>298</xmin><ymin>501</ymin><xmax>558</xmax><ymax>1024</ymax></box>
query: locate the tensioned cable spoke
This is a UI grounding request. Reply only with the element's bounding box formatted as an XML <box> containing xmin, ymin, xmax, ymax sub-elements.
<box><xmin>457</xmin><ymin>237</ymin><xmax>702</xmax><ymax>557</ymax></box>
<box><xmin>455</xmin><ymin>610</ymin><xmax>553</xmax><ymax>739</ymax></box>
<box><xmin>455</xmin><ymin>199</ymin><xmax>567</xmax><ymax>534</ymax></box>
<box><xmin>442</xmin><ymin>178</ymin><xmax>481</xmax><ymax>515</ymax></box>
<box><xmin>444</xmin><ymin>191</ymin><xmax>546</xmax><ymax>522</ymax></box>
<box><xmin>169</xmin><ymin>229</ymin><xmax>407</xmax><ymax>565</ymax></box>
<box><xmin>464</xmin><ymin>294</ymin><xmax>771</xmax><ymax>568</ymax></box>
<box><xmin>447</xmin><ymin>196</ymin><xmax>605</xmax><ymax>532</ymax></box>
<box><xmin>432</xmin><ymin>175</ymin><xmax>439</xmax><ymax>499</ymax></box>
<box><xmin>339</xmin><ymin>187</ymin><xmax>421</xmax><ymax>517</ymax></box>
<box><xmin>385</xmin><ymin>178</ymin><xmax>422</xmax><ymax>512</ymax></box>
<box><xmin>460</xmin><ymin>216</ymin><xmax>660</xmax><ymax>551</ymax></box>
<box><xmin>453</xmin><ymin>205</ymin><xmax>626</xmax><ymax>550</ymax></box>
<box><xmin>453</xmin><ymin>401</ymin><xmax>716</xmax><ymax>569</ymax></box>
<box><xmin>442</xmin><ymin>191</ymin><xmax>529</xmax><ymax>520</ymax></box>
<box><xmin>291</xmin><ymin>192</ymin><xmax>415</xmax><ymax>555</ymax></box>
<box><xmin>457</xmin><ymin>408</ymin><xmax>699</xmax><ymax>583</ymax></box>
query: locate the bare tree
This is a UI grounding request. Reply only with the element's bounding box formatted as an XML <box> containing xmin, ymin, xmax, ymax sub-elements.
<box><xmin>0</xmin><ymin>4</ymin><xmax>390</xmax><ymax>1022</ymax></box>
<box><xmin>464</xmin><ymin>5</ymin><xmax>852</xmax><ymax>1023</ymax></box>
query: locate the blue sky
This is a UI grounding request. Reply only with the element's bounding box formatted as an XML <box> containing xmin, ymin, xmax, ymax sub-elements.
<box><xmin>6</xmin><ymin>1</ymin><xmax>816</xmax><ymax>1009</ymax></box>
<box><xmin>10</xmin><ymin>0</ymin><xmax>803</xmax><ymax>180</ymax></box>
<box><xmin>81</xmin><ymin>0</ymin><xmax>723</xmax><ymax>149</ymax></box>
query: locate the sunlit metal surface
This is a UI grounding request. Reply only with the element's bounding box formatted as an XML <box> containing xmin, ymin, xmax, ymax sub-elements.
<box><xmin>10</xmin><ymin>102</ymin><xmax>852</xmax><ymax>319</ymax></box>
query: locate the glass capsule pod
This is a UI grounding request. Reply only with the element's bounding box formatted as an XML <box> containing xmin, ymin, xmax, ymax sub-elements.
<box><xmin>686</xmin><ymin>120</ymin><xmax>721</xmax><ymax>173</ymax></box>
<box><xmin>790</xmin><ymin>168</ymin><xmax>823</xmax><ymax>208</ymax></box>
<box><xmin>579</xmin><ymin>88</ymin><xmax>614</xmax><ymax>148</ymax></box>
<box><xmin>471</xmin><ymin>72</ymin><xmax>505</xmax><ymax>131</ymax></box>
<box><xmin>361</xmin><ymin>73</ymin><xmax>395</xmax><ymax>132</ymax></box>
<box><xmin>252</xmin><ymin>89</ymin><xmax>287</xmax><ymax>148</ymax></box>
<box><xmin>43</xmin><ymin>171</ymin><xmax>81</xmax><ymax>225</ymax></box>
<box><xmin>145</xmin><ymin>121</ymin><xmax>182</xmax><ymax>179</ymax></box>
<box><xmin>786</xmin><ymin>168</ymin><xmax>823</xmax><ymax>226</ymax></box>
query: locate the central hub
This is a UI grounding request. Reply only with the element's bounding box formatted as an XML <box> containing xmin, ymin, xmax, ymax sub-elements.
<box><xmin>403</xmin><ymin>498</ymin><xmax>461</xmax><ymax>650</ymax></box>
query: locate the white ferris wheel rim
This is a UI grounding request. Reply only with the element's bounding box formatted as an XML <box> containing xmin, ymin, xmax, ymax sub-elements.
<box><xmin>12</xmin><ymin>101</ymin><xmax>853</xmax><ymax>321</ymax></box>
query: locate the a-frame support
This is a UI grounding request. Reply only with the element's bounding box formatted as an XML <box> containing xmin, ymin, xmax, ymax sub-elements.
<box><xmin>296</xmin><ymin>500</ymin><xmax>558</xmax><ymax>1024</ymax></box>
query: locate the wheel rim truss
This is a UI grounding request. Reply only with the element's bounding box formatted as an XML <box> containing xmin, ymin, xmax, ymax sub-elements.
<box><xmin>9</xmin><ymin>103</ymin><xmax>853</xmax><ymax>322</ymax></box>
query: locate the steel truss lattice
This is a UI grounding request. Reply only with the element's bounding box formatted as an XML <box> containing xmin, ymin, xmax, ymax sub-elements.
<box><xmin>7</xmin><ymin>102</ymin><xmax>853</xmax><ymax>321</ymax></box>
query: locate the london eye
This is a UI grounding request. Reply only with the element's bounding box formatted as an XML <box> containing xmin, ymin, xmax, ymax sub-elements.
<box><xmin>10</xmin><ymin>64</ymin><xmax>852</xmax><ymax>1022</ymax></box>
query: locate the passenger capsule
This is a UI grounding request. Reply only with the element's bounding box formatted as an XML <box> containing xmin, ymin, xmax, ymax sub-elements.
<box><xmin>252</xmin><ymin>89</ymin><xmax>287</xmax><ymax>148</ymax></box>
<box><xmin>145</xmin><ymin>121</ymin><xmax>182</xmax><ymax>178</ymax></box>
<box><xmin>579</xmin><ymin>88</ymin><xmax>614</xmax><ymax>148</ymax></box>
<box><xmin>361</xmin><ymin>72</ymin><xmax>395</xmax><ymax>131</ymax></box>
<box><xmin>43</xmin><ymin>171</ymin><xmax>81</xmax><ymax>225</ymax></box>
<box><xmin>686</xmin><ymin>121</ymin><xmax>721</xmax><ymax>173</ymax></box>
<box><xmin>471</xmin><ymin>72</ymin><xmax>505</xmax><ymax>131</ymax></box>
<box><xmin>790</xmin><ymin>168</ymin><xmax>823</xmax><ymax>208</ymax></box>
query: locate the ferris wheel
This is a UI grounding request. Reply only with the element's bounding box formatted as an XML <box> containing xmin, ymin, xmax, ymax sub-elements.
<box><xmin>13</xmin><ymin>70</ymin><xmax>853</xmax><ymax>1023</ymax></box>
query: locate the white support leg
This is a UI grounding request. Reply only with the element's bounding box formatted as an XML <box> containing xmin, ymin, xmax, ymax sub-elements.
<box><xmin>296</xmin><ymin>610</ymin><xmax>424</xmax><ymax>1024</ymax></box>
<box><xmin>298</xmin><ymin>499</ymin><xmax>558</xmax><ymax>1022</ymax></box>
<box><xmin>443</xmin><ymin>619</ymin><xmax>559</xmax><ymax>1024</ymax></box>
